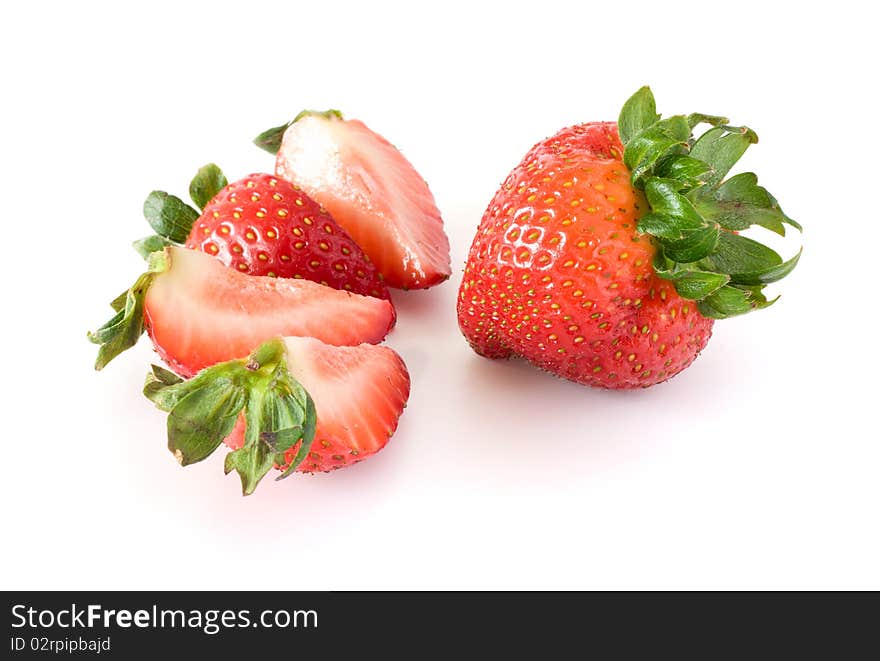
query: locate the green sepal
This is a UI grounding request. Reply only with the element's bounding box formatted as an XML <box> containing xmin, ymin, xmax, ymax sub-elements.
<box><xmin>169</xmin><ymin>376</ymin><xmax>246</xmax><ymax>466</ymax></box>
<box><xmin>224</xmin><ymin>444</ymin><xmax>277</xmax><ymax>496</ymax></box>
<box><xmin>143</xmin><ymin>339</ymin><xmax>318</xmax><ymax>496</ymax></box>
<box><xmin>189</xmin><ymin>163</ymin><xmax>228</xmax><ymax>211</ymax></box>
<box><xmin>653</xmin><ymin>253</ymin><xmax>730</xmax><ymax>300</ymax></box>
<box><xmin>687</xmin><ymin>113</ymin><xmax>730</xmax><ymax>130</ymax></box>
<box><xmin>617</xmin><ymin>86</ymin><xmax>803</xmax><ymax>319</ymax></box>
<box><xmin>618</xmin><ymin>86</ymin><xmax>659</xmax><ymax>144</ymax></box>
<box><xmin>644</xmin><ymin>179</ymin><xmax>706</xmax><ymax>231</ymax></box>
<box><xmin>253</xmin><ymin>109</ymin><xmax>344</xmax><ymax>155</ymax></box>
<box><xmin>623</xmin><ymin>115</ymin><xmax>691</xmax><ymax>185</ymax></box>
<box><xmin>700</xmin><ymin>231</ymin><xmax>781</xmax><ymax>275</ymax></box>
<box><xmin>109</xmin><ymin>290</ymin><xmax>129</xmax><ymax>313</ymax></box>
<box><xmin>697</xmin><ymin>285</ymin><xmax>776</xmax><ymax>319</ymax></box>
<box><xmin>638</xmin><ymin>179</ymin><xmax>718</xmax><ymax>260</ymax></box>
<box><xmin>132</xmin><ymin>234</ymin><xmax>175</xmax><ymax>259</ymax></box>
<box><xmin>689</xmin><ymin>125</ymin><xmax>758</xmax><ymax>187</ymax></box>
<box><xmin>729</xmin><ymin>248</ymin><xmax>802</xmax><ymax>286</ymax></box>
<box><xmin>88</xmin><ymin>250</ymin><xmax>169</xmax><ymax>370</ymax></box>
<box><xmin>690</xmin><ymin>172</ymin><xmax>800</xmax><ymax>235</ymax></box>
<box><xmin>276</xmin><ymin>395</ymin><xmax>317</xmax><ymax>481</ymax></box>
<box><xmin>654</xmin><ymin>155</ymin><xmax>712</xmax><ymax>189</ymax></box>
<box><xmin>662</xmin><ymin>225</ymin><xmax>720</xmax><ymax>263</ymax></box>
<box><xmin>701</xmin><ymin>232</ymin><xmax>802</xmax><ymax>286</ymax></box>
<box><xmin>143</xmin><ymin>191</ymin><xmax>200</xmax><ymax>243</ymax></box>
<box><xmin>143</xmin><ymin>364</ymin><xmax>184</xmax><ymax>406</ymax></box>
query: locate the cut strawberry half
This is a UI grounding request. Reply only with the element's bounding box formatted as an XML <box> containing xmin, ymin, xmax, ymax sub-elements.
<box><xmin>224</xmin><ymin>336</ymin><xmax>411</xmax><ymax>473</ymax></box>
<box><xmin>89</xmin><ymin>246</ymin><xmax>395</xmax><ymax>376</ymax></box>
<box><xmin>267</xmin><ymin>110</ymin><xmax>451</xmax><ymax>290</ymax></box>
<box><xmin>137</xmin><ymin>166</ymin><xmax>390</xmax><ymax>299</ymax></box>
<box><xmin>143</xmin><ymin>336</ymin><xmax>410</xmax><ymax>494</ymax></box>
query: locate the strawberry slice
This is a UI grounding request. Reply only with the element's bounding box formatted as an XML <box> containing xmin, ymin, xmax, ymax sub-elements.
<box><xmin>224</xmin><ymin>336</ymin><xmax>411</xmax><ymax>473</ymax></box>
<box><xmin>89</xmin><ymin>246</ymin><xmax>395</xmax><ymax>376</ymax></box>
<box><xmin>143</xmin><ymin>337</ymin><xmax>410</xmax><ymax>494</ymax></box>
<box><xmin>265</xmin><ymin>110</ymin><xmax>451</xmax><ymax>290</ymax></box>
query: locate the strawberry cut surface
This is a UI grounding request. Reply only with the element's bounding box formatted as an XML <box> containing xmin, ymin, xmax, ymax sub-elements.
<box><xmin>275</xmin><ymin>113</ymin><xmax>451</xmax><ymax>290</ymax></box>
<box><xmin>145</xmin><ymin>247</ymin><xmax>395</xmax><ymax>377</ymax></box>
<box><xmin>224</xmin><ymin>336</ymin><xmax>410</xmax><ymax>473</ymax></box>
<box><xmin>185</xmin><ymin>173</ymin><xmax>389</xmax><ymax>299</ymax></box>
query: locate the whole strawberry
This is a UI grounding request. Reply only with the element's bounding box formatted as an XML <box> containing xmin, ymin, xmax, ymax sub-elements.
<box><xmin>457</xmin><ymin>87</ymin><xmax>801</xmax><ymax>388</ymax></box>
<box><xmin>136</xmin><ymin>165</ymin><xmax>389</xmax><ymax>299</ymax></box>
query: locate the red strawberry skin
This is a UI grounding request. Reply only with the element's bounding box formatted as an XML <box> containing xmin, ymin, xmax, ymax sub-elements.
<box><xmin>275</xmin><ymin>114</ymin><xmax>451</xmax><ymax>290</ymax></box>
<box><xmin>185</xmin><ymin>174</ymin><xmax>389</xmax><ymax>299</ymax></box>
<box><xmin>224</xmin><ymin>337</ymin><xmax>410</xmax><ymax>473</ymax></box>
<box><xmin>457</xmin><ymin>122</ymin><xmax>714</xmax><ymax>389</ymax></box>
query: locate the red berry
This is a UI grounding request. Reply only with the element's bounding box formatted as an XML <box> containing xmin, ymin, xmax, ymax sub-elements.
<box><xmin>185</xmin><ymin>173</ymin><xmax>389</xmax><ymax>299</ymax></box>
<box><xmin>457</xmin><ymin>122</ymin><xmax>713</xmax><ymax>388</ymax></box>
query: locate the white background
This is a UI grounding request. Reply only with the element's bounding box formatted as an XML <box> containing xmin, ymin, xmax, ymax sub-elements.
<box><xmin>2</xmin><ymin>1</ymin><xmax>877</xmax><ymax>590</ymax></box>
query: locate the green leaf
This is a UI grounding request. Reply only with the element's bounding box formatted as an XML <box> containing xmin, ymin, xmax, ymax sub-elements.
<box><xmin>697</xmin><ymin>285</ymin><xmax>775</xmax><ymax>319</ymax></box>
<box><xmin>253</xmin><ymin>122</ymin><xmax>290</xmax><ymax>154</ymax></box>
<box><xmin>260</xmin><ymin>426</ymin><xmax>303</xmax><ymax>454</ymax></box>
<box><xmin>141</xmin><ymin>338</ymin><xmax>318</xmax><ymax>496</ymax></box>
<box><xmin>655</xmin><ymin>155</ymin><xmax>712</xmax><ymax>189</ymax></box>
<box><xmin>109</xmin><ymin>290</ymin><xmax>129</xmax><ymax>313</ymax></box>
<box><xmin>662</xmin><ymin>225</ymin><xmax>720</xmax><ymax>263</ymax></box>
<box><xmin>623</xmin><ymin>115</ymin><xmax>691</xmax><ymax>185</ymax></box>
<box><xmin>143</xmin><ymin>364</ymin><xmax>186</xmax><ymax>410</ymax></box>
<box><xmin>168</xmin><ymin>378</ymin><xmax>246</xmax><ymax>466</ymax></box>
<box><xmin>644</xmin><ymin>179</ymin><xmax>706</xmax><ymax>229</ymax></box>
<box><xmin>702</xmin><ymin>231</ymin><xmax>781</xmax><ymax>275</ymax></box>
<box><xmin>253</xmin><ymin>109</ymin><xmax>344</xmax><ymax>155</ymax></box>
<box><xmin>189</xmin><ymin>164</ymin><xmax>228</xmax><ymax>211</ymax></box>
<box><xmin>672</xmin><ymin>272</ymin><xmax>730</xmax><ymax>300</ymax></box>
<box><xmin>691</xmin><ymin>173</ymin><xmax>799</xmax><ymax>236</ymax></box>
<box><xmin>637</xmin><ymin>213</ymin><xmax>684</xmax><ymax>239</ymax></box>
<box><xmin>224</xmin><ymin>443</ymin><xmax>277</xmax><ymax>495</ymax></box>
<box><xmin>132</xmin><ymin>234</ymin><xmax>175</xmax><ymax>259</ymax></box>
<box><xmin>617</xmin><ymin>88</ymin><xmax>802</xmax><ymax>315</ymax></box>
<box><xmin>687</xmin><ymin>113</ymin><xmax>729</xmax><ymax>130</ymax></box>
<box><xmin>276</xmin><ymin>395</ymin><xmax>317</xmax><ymax>481</ymax></box>
<box><xmin>618</xmin><ymin>86</ymin><xmax>659</xmax><ymax>145</ymax></box>
<box><xmin>143</xmin><ymin>191</ymin><xmax>200</xmax><ymax>243</ymax></box>
<box><xmin>653</xmin><ymin>256</ymin><xmax>730</xmax><ymax>300</ymax></box>
<box><xmin>255</xmin><ymin>380</ymin><xmax>309</xmax><ymax>453</ymax></box>
<box><xmin>88</xmin><ymin>251</ymin><xmax>169</xmax><ymax>370</ymax></box>
<box><xmin>725</xmin><ymin>247</ymin><xmax>802</xmax><ymax>286</ymax></box>
<box><xmin>690</xmin><ymin>126</ymin><xmax>758</xmax><ymax>187</ymax></box>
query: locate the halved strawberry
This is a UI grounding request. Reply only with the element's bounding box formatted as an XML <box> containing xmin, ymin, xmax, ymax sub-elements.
<box><xmin>137</xmin><ymin>166</ymin><xmax>390</xmax><ymax>299</ymax></box>
<box><xmin>258</xmin><ymin>110</ymin><xmax>451</xmax><ymax>290</ymax></box>
<box><xmin>143</xmin><ymin>337</ymin><xmax>410</xmax><ymax>494</ymax></box>
<box><xmin>89</xmin><ymin>246</ymin><xmax>395</xmax><ymax>376</ymax></box>
<box><xmin>224</xmin><ymin>336</ymin><xmax>411</xmax><ymax>473</ymax></box>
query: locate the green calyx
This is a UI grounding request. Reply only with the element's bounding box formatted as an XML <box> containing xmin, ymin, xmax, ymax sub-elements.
<box><xmin>88</xmin><ymin>250</ymin><xmax>170</xmax><ymax>370</ymax></box>
<box><xmin>253</xmin><ymin>109</ymin><xmax>344</xmax><ymax>155</ymax></box>
<box><xmin>143</xmin><ymin>339</ymin><xmax>317</xmax><ymax>496</ymax></box>
<box><xmin>134</xmin><ymin>163</ymin><xmax>228</xmax><ymax>258</ymax></box>
<box><xmin>95</xmin><ymin>163</ymin><xmax>230</xmax><ymax>366</ymax></box>
<box><xmin>618</xmin><ymin>87</ymin><xmax>802</xmax><ymax>319</ymax></box>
